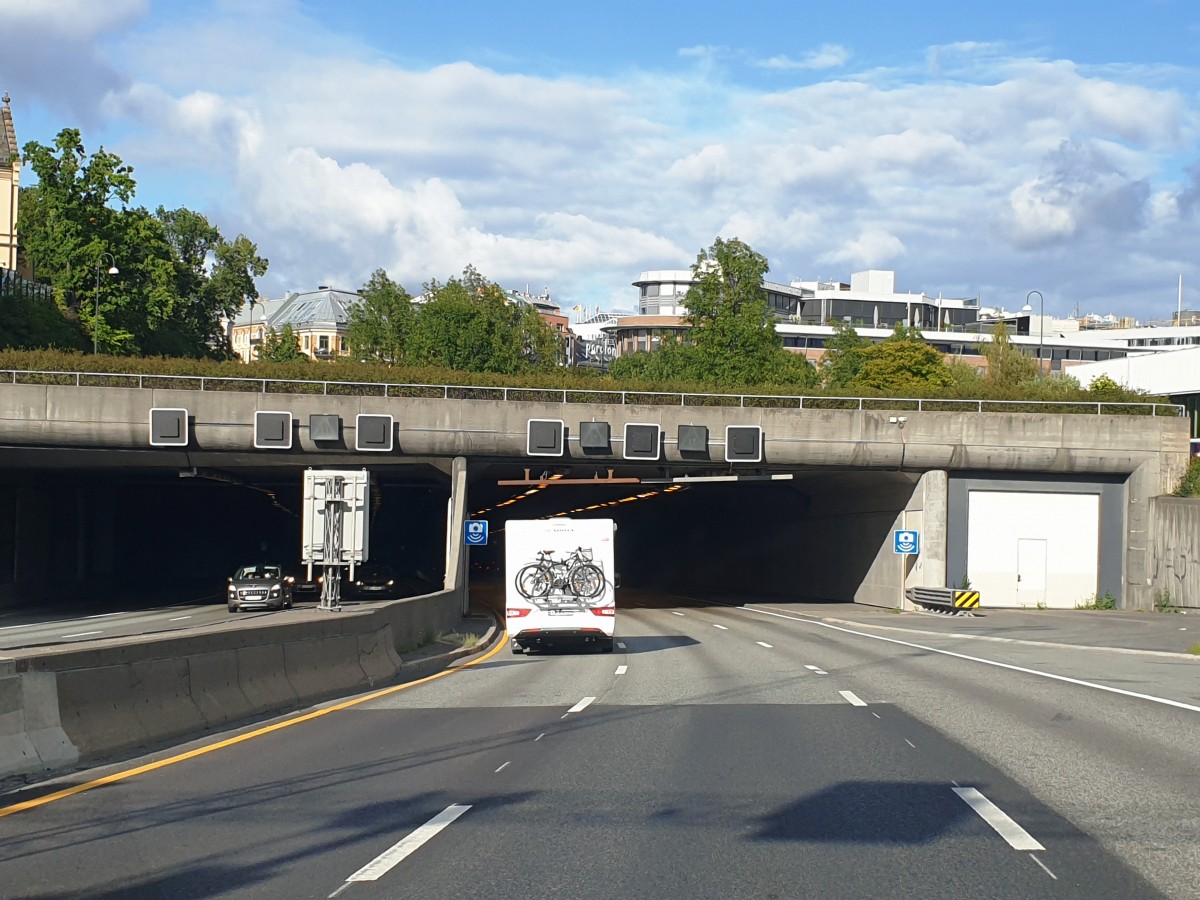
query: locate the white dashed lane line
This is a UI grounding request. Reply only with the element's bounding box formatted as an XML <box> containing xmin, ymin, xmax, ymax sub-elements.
<box><xmin>756</xmin><ymin>641</ymin><xmax>772</xmax><ymax>648</ymax></box>
<box><xmin>615</xmin><ymin>665</ymin><xmax>628</xmax><ymax>675</ymax></box>
<box><xmin>61</xmin><ymin>631</ymin><xmax>102</xmax><ymax>639</ymax></box>
<box><xmin>494</xmin><ymin>761</ymin><xmax>510</xmax><ymax>773</ymax></box>
<box><xmin>712</xmin><ymin>624</ymin><xmax>728</xmax><ymax>630</ymax></box>
<box><xmin>567</xmin><ymin>696</ymin><xmax>596</xmax><ymax>714</ymax></box>
<box><xmin>805</xmin><ymin>665</ymin><xmax>828</xmax><ymax>675</ymax></box>
<box><xmin>952</xmin><ymin>787</ymin><xmax>1045</xmax><ymax>851</ymax></box>
<box><xmin>534</xmin><ymin>733</ymin><xmax>545</xmax><ymax>741</ymax></box>
<box><xmin>169</xmin><ymin>616</ymin><xmax>192</xmax><ymax>621</ymax></box>
<box><xmin>839</xmin><ymin>690</ymin><xmax>868</xmax><ymax>707</ymax></box>
<box><xmin>671</xmin><ymin>611</ymin><xmax>685</xmax><ymax>617</ymax></box>
<box><xmin>337</xmin><ymin>803</ymin><xmax>471</xmax><ymax>892</ymax></box>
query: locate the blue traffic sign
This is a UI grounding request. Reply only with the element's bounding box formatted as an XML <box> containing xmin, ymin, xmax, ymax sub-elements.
<box><xmin>465</xmin><ymin>520</ymin><xmax>488</xmax><ymax>546</ymax></box>
<box><xmin>894</xmin><ymin>530</ymin><xmax>919</xmax><ymax>554</ymax></box>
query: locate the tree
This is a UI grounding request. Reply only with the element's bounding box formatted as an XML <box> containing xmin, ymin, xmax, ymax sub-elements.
<box><xmin>853</xmin><ymin>323</ymin><xmax>953</xmax><ymax>392</ymax></box>
<box><xmin>409</xmin><ymin>265</ymin><xmax>562</xmax><ymax>373</ymax></box>
<box><xmin>820</xmin><ymin>320</ymin><xmax>871</xmax><ymax>388</ymax></box>
<box><xmin>609</xmin><ymin>237</ymin><xmax>817</xmax><ymax>389</ymax></box>
<box><xmin>18</xmin><ymin>129</ymin><xmax>267</xmax><ymax>357</ymax></box>
<box><xmin>346</xmin><ymin>269</ymin><xmax>416</xmax><ymax>364</ymax></box>
<box><xmin>982</xmin><ymin>319</ymin><xmax>1040</xmax><ymax>388</ymax></box>
<box><xmin>257</xmin><ymin>323</ymin><xmax>304</xmax><ymax>362</ymax></box>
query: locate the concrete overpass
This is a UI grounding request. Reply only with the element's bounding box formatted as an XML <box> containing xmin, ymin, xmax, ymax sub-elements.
<box><xmin>0</xmin><ymin>375</ymin><xmax>1192</xmax><ymax>612</ymax></box>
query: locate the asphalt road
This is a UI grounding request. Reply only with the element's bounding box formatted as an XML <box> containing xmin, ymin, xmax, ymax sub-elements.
<box><xmin>1</xmin><ymin>594</ymin><xmax>1196</xmax><ymax>900</ymax></box>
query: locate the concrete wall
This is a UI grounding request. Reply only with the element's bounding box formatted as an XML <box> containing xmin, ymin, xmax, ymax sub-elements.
<box><xmin>0</xmin><ymin>458</ymin><xmax>473</xmax><ymax>779</ymax></box>
<box><xmin>0</xmin><ymin>382</ymin><xmax>1188</xmax><ymax>477</ymax></box>
<box><xmin>855</xmin><ymin>470</ymin><xmax>948</xmax><ymax>609</ymax></box>
<box><xmin>1148</xmin><ymin>496</ymin><xmax>1200</xmax><ymax>609</ymax></box>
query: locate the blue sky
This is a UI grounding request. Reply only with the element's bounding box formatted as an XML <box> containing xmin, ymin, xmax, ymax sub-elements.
<box><xmin>3</xmin><ymin>0</ymin><xmax>1200</xmax><ymax>318</ymax></box>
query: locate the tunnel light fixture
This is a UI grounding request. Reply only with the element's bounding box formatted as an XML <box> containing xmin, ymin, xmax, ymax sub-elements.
<box><xmin>623</xmin><ymin>423</ymin><xmax>662</xmax><ymax>460</ymax></box>
<box><xmin>254</xmin><ymin>411</ymin><xmax>293</xmax><ymax>450</ymax></box>
<box><xmin>724</xmin><ymin>425</ymin><xmax>763</xmax><ymax>463</ymax></box>
<box><xmin>527</xmin><ymin>419</ymin><xmax>565</xmax><ymax>457</ymax></box>
<box><xmin>149</xmin><ymin>408</ymin><xmax>189</xmax><ymax>447</ymax></box>
<box><xmin>355</xmin><ymin>413</ymin><xmax>394</xmax><ymax>452</ymax></box>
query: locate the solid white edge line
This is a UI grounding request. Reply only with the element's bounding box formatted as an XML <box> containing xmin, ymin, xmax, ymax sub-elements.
<box><xmin>839</xmin><ymin>690</ymin><xmax>867</xmax><ymax>707</ymax></box>
<box><xmin>615</xmin><ymin>665</ymin><xmax>628</xmax><ymax>675</ymax></box>
<box><xmin>712</xmin><ymin>624</ymin><xmax>728</xmax><ymax>630</ymax></box>
<box><xmin>567</xmin><ymin>696</ymin><xmax>596</xmax><ymax>713</ymax></box>
<box><xmin>61</xmin><ymin>631</ymin><xmax>103</xmax><ymax>639</ymax></box>
<box><xmin>740</xmin><ymin>605</ymin><xmax>1200</xmax><ymax>714</ymax></box>
<box><xmin>346</xmin><ymin>803</ymin><xmax>472</xmax><ymax>882</ymax></box>
<box><xmin>756</xmin><ymin>641</ymin><xmax>772</xmax><ymax>648</ymax></box>
<box><xmin>953</xmin><ymin>787</ymin><xmax>1044</xmax><ymax>851</ymax></box>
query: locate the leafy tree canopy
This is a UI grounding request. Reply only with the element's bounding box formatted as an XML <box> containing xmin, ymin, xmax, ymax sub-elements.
<box><xmin>18</xmin><ymin>129</ymin><xmax>267</xmax><ymax>357</ymax></box>
<box><xmin>346</xmin><ymin>269</ymin><xmax>416</xmax><ymax>364</ymax></box>
<box><xmin>257</xmin><ymin>323</ymin><xmax>305</xmax><ymax>363</ymax></box>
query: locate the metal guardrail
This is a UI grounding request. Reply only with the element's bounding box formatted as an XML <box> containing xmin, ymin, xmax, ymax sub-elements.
<box><xmin>0</xmin><ymin>369</ymin><xmax>1184</xmax><ymax>416</ymax></box>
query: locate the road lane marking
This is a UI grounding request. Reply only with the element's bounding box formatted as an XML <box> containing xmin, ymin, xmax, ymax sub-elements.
<box><xmin>615</xmin><ymin>665</ymin><xmax>627</xmax><ymax>675</ymax></box>
<box><xmin>0</xmin><ymin>623</ymin><xmax>37</xmax><ymax>631</ymax></box>
<box><xmin>671</xmin><ymin>611</ymin><xmax>685</xmax><ymax>617</ymax></box>
<box><xmin>740</xmin><ymin>605</ymin><xmax>1200</xmax><ymax>714</ymax></box>
<box><xmin>712</xmin><ymin>624</ymin><xmax>728</xmax><ymax>630</ymax></box>
<box><xmin>344</xmin><ymin>804</ymin><xmax>472</xmax><ymax>884</ymax></box>
<box><xmin>169</xmin><ymin>616</ymin><xmax>192</xmax><ymax>621</ymax></box>
<box><xmin>904</xmin><ymin>739</ymin><xmax>915</xmax><ymax>748</ymax></box>
<box><xmin>804</xmin><ymin>665</ymin><xmax>828</xmax><ymax>675</ymax></box>
<box><xmin>61</xmin><ymin>631</ymin><xmax>102</xmax><ymax>639</ymax></box>
<box><xmin>1029</xmin><ymin>854</ymin><xmax>1058</xmax><ymax>880</ymax></box>
<box><xmin>535</xmin><ymin>733</ymin><xmax>545</xmax><ymax>741</ymax></box>
<box><xmin>617</xmin><ymin>642</ymin><xmax>626</xmax><ymax>649</ymax></box>
<box><xmin>756</xmin><ymin>641</ymin><xmax>772</xmax><ymax>648</ymax></box>
<box><xmin>495</xmin><ymin>761</ymin><xmax>510</xmax><ymax>773</ymax></box>
<box><xmin>872</xmin><ymin>713</ymin><xmax>881</xmax><ymax>719</ymax></box>
<box><xmin>839</xmin><ymin>690</ymin><xmax>867</xmax><ymax>707</ymax></box>
<box><xmin>567</xmin><ymin>696</ymin><xmax>596</xmax><ymax>713</ymax></box>
<box><xmin>953</xmin><ymin>787</ymin><xmax>1044</xmax><ymax>851</ymax></box>
<box><xmin>0</xmin><ymin>621</ymin><xmax>509</xmax><ymax>819</ymax></box>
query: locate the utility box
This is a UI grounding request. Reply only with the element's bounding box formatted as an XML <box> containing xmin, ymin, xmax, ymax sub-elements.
<box><xmin>355</xmin><ymin>414</ymin><xmax>394</xmax><ymax>452</ymax></box>
<box><xmin>677</xmin><ymin>424</ymin><xmax>709</xmax><ymax>454</ymax></box>
<box><xmin>301</xmin><ymin>469</ymin><xmax>370</xmax><ymax>567</ymax></box>
<box><xmin>254</xmin><ymin>411</ymin><xmax>293</xmax><ymax>449</ymax></box>
<box><xmin>149</xmin><ymin>408</ymin><xmax>188</xmax><ymax>447</ymax></box>
<box><xmin>725</xmin><ymin>425</ymin><xmax>762</xmax><ymax>463</ymax></box>
<box><xmin>527</xmin><ymin>419</ymin><xmax>565</xmax><ymax>456</ymax></box>
<box><xmin>623</xmin><ymin>423</ymin><xmax>662</xmax><ymax>460</ymax></box>
<box><xmin>579</xmin><ymin>421</ymin><xmax>611</xmax><ymax>453</ymax></box>
<box><xmin>309</xmin><ymin>414</ymin><xmax>341</xmax><ymax>442</ymax></box>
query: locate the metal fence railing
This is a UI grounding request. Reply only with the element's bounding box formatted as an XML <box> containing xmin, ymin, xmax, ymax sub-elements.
<box><xmin>0</xmin><ymin>369</ymin><xmax>1184</xmax><ymax>417</ymax></box>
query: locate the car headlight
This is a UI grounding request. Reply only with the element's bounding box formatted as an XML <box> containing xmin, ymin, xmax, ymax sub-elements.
<box><xmin>285</xmin><ymin>576</ymin><xmax>295</xmax><ymax>583</ymax></box>
<box><xmin>355</xmin><ymin>581</ymin><xmax>363</xmax><ymax>586</ymax></box>
<box><xmin>387</xmin><ymin>580</ymin><xmax>394</xmax><ymax>586</ymax></box>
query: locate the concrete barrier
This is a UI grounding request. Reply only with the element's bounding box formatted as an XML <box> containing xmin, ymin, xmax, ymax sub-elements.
<box><xmin>0</xmin><ymin>458</ymin><xmax>473</xmax><ymax>780</ymax></box>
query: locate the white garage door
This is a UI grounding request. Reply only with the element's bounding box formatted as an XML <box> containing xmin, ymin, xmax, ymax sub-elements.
<box><xmin>966</xmin><ymin>491</ymin><xmax>1099</xmax><ymax>609</ymax></box>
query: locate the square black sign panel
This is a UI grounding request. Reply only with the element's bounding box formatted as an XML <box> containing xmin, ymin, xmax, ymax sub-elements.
<box><xmin>677</xmin><ymin>424</ymin><xmax>709</xmax><ymax>454</ymax></box>
<box><xmin>309</xmin><ymin>414</ymin><xmax>341</xmax><ymax>442</ymax></box>
<box><xmin>579</xmin><ymin>421</ymin><xmax>611</xmax><ymax>452</ymax></box>
<box><xmin>527</xmin><ymin>419</ymin><xmax>564</xmax><ymax>456</ymax></box>
<box><xmin>725</xmin><ymin>425</ymin><xmax>762</xmax><ymax>463</ymax></box>
<box><xmin>623</xmin><ymin>423</ymin><xmax>661</xmax><ymax>460</ymax></box>
<box><xmin>356</xmin><ymin>414</ymin><xmax>394</xmax><ymax>452</ymax></box>
<box><xmin>254</xmin><ymin>411</ymin><xmax>293</xmax><ymax>449</ymax></box>
<box><xmin>149</xmin><ymin>408</ymin><xmax>188</xmax><ymax>447</ymax></box>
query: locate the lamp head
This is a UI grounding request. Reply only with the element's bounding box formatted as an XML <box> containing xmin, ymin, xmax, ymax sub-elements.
<box><xmin>107</xmin><ymin>266</ymin><xmax>119</xmax><ymax>275</ymax></box>
<box><xmin>1021</xmin><ymin>304</ymin><xmax>1033</xmax><ymax>312</ymax></box>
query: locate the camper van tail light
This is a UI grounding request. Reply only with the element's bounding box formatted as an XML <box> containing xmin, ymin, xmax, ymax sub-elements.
<box><xmin>507</xmin><ymin>608</ymin><xmax>531</xmax><ymax>618</ymax></box>
<box><xmin>590</xmin><ymin>607</ymin><xmax>615</xmax><ymax>616</ymax></box>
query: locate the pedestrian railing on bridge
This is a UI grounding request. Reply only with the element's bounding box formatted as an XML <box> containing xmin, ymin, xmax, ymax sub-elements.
<box><xmin>0</xmin><ymin>369</ymin><xmax>1184</xmax><ymax>417</ymax></box>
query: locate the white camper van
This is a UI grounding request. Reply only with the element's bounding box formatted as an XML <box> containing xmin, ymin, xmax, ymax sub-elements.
<box><xmin>505</xmin><ymin>518</ymin><xmax>616</xmax><ymax>653</ymax></box>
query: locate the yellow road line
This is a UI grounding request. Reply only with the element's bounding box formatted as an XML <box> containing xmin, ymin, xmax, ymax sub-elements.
<box><xmin>0</xmin><ymin>624</ymin><xmax>508</xmax><ymax>820</ymax></box>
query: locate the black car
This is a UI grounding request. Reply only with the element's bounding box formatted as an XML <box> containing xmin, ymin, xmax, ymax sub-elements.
<box><xmin>227</xmin><ymin>565</ymin><xmax>294</xmax><ymax>612</ymax></box>
<box><xmin>347</xmin><ymin>564</ymin><xmax>398</xmax><ymax>600</ymax></box>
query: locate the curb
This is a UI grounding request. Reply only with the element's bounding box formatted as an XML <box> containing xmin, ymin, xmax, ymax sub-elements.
<box><xmin>398</xmin><ymin>615</ymin><xmax>503</xmax><ymax>674</ymax></box>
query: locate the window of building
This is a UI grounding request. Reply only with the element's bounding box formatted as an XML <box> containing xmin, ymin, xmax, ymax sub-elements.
<box><xmin>303</xmin><ymin>335</ymin><xmax>309</xmax><ymax>350</ymax></box>
<box><xmin>646</xmin><ymin>284</ymin><xmax>659</xmax><ymax>297</ymax></box>
<box><xmin>319</xmin><ymin>335</ymin><xmax>329</xmax><ymax>352</ymax></box>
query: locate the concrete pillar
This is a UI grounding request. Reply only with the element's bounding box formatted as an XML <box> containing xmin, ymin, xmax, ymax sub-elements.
<box><xmin>855</xmin><ymin>469</ymin><xmax>947</xmax><ymax>609</ymax></box>
<box><xmin>1125</xmin><ymin>459</ymin><xmax>1157</xmax><ymax>611</ymax></box>
<box><xmin>442</xmin><ymin>457</ymin><xmax>469</xmax><ymax>616</ymax></box>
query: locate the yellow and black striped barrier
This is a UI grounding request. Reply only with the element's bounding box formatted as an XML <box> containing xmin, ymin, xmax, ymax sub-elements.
<box><xmin>906</xmin><ymin>586</ymin><xmax>982</xmax><ymax>614</ymax></box>
<box><xmin>952</xmin><ymin>590</ymin><xmax>981</xmax><ymax>610</ymax></box>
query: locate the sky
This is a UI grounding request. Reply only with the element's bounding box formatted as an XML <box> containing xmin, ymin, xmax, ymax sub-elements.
<box><xmin>2</xmin><ymin>0</ymin><xmax>1200</xmax><ymax>319</ymax></box>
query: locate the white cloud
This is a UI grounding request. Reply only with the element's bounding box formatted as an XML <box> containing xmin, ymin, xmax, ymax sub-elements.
<box><xmin>755</xmin><ymin>44</ymin><xmax>851</xmax><ymax>71</ymax></box>
<box><xmin>16</xmin><ymin>3</ymin><xmax>1200</xmax><ymax>316</ymax></box>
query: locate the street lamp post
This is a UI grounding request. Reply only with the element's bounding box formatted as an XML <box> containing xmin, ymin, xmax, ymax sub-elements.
<box><xmin>93</xmin><ymin>253</ymin><xmax>119</xmax><ymax>356</ymax></box>
<box><xmin>247</xmin><ymin>298</ymin><xmax>269</xmax><ymax>359</ymax></box>
<box><xmin>1026</xmin><ymin>290</ymin><xmax>1045</xmax><ymax>383</ymax></box>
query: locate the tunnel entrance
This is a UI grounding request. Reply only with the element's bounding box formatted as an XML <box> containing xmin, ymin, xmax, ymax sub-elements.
<box><xmin>466</xmin><ymin>464</ymin><xmax>924</xmax><ymax>608</ymax></box>
<box><xmin>0</xmin><ymin>465</ymin><xmax>450</xmax><ymax>613</ymax></box>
